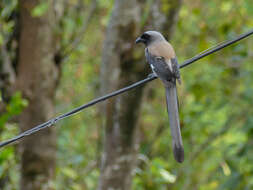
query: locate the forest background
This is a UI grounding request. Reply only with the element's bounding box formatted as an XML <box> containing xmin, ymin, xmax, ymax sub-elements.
<box><xmin>0</xmin><ymin>0</ymin><xmax>253</xmax><ymax>189</ymax></box>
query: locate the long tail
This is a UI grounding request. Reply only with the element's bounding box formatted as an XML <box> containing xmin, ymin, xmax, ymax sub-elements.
<box><xmin>165</xmin><ymin>83</ymin><xmax>184</xmax><ymax>163</ymax></box>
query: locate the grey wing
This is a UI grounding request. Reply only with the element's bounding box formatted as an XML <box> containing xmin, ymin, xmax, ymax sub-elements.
<box><xmin>171</xmin><ymin>58</ymin><xmax>181</xmax><ymax>84</ymax></box>
<box><xmin>145</xmin><ymin>48</ymin><xmax>174</xmax><ymax>83</ymax></box>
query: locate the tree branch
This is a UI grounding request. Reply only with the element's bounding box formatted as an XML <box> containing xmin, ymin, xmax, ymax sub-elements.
<box><xmin>61</xmin><ymin>0</ymin><xmax>97</xmax><ymax>62</ymax></box>
<box><xmin>0</xmin><ymin>31</ymin><xmax>16</xmax><ymax>103</ymax></box>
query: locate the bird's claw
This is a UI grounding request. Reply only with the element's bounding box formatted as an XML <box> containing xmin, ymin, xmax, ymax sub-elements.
<box><xmin>148</xmin><ymin>73</ymin><xmax>157</xmax><ymax>78</ymax></box>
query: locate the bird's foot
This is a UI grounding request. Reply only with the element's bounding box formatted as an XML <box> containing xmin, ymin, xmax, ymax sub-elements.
<box><xmin>148</xmin><ymin>73</ymin><xmax>157</xmax><ymax>78</ymax></box>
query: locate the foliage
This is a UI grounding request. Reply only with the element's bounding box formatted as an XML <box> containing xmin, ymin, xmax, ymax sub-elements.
<box><xmin>134</xmin><ymin>0</ymin><xmax>253</xmax><ymax>189</ymax></box>
<box><xmin>0</xmin><ymin>92</ymin><xmax>27</xmax><ymax>190</ymax></box>
<box><xmin>31</xmin><ymin>2</ymin><xmax>49</xmax><ymax>17</ymax></box>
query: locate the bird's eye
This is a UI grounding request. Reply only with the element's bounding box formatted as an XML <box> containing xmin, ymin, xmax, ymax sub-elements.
<box><xmin>141</xmin><ymin>33</ymin><xmax>150</xmax><ymax>40</ymax></box>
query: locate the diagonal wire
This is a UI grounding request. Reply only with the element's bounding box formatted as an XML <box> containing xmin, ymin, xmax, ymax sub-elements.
<box><xmin>0</xmin><ymin>29</ymin><xmax>253</xmax><ymax>148</ymax></box>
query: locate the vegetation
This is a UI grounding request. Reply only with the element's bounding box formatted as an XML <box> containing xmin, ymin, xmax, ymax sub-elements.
<box><xmin>0</xmin><ymin>0</ymin><xmax>253</xmax><ymax>189</ymax></box>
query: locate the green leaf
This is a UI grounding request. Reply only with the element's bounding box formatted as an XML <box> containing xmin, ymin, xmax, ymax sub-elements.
<box><xmin>159</xmin><ymin>169</ymin><xmax>176</xmax><ymax>183</ymax></box>
<box><xmin>62</xmin><ymin>167</ymin><xmax>78</xmax><ymax>179</ymax></box>
<box><xmin>0</xmin><ymin>34</ymin><xmax>3</xmax><ymax>46</ymax></box>
<box><xmin>0</xmin><ymin>147</ymin><xmax>14</xmax><ymax>163</ymax></box>
<box><xmin>31</xmin><ymin>2</ymin><xmax>49</xmax><ymax>17</ymax></box>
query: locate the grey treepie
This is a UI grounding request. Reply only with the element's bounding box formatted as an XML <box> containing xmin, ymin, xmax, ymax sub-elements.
<box><xmin>136</xmin><ymin>31</ymin><xmax>184</xmax><ymax>163</ymax></box>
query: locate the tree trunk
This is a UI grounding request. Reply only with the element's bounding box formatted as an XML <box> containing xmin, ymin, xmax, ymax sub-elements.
<box><xmin>98</xmin><ymin>0</ymin><xmax>182</xmax><ymax>189</ymax></box>
<box><xmin>16</xmin><ymin>0</ymin><xmax>59</xmax><ymax>189</ymax></box>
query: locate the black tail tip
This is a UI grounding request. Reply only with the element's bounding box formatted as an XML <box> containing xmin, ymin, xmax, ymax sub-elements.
<box><xmin>173</xmin><ymin>146</ymin><xmax>184</xmax><ymax>163</ymax></box>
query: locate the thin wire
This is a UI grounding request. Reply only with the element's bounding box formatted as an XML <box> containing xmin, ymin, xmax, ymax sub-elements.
<box><xmin>180</xmin><ymin>29</ymin><xmax>253</xmax><ymax>68</ymax></box>
<box><xmin>0</xmin><ymin>29</ymin><xmax>253</xmax><ymax>148</ymax></box>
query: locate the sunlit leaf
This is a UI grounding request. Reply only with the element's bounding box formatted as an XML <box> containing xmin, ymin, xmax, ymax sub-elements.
<box><xmin>159</xmin><ymin>169</ymin><xmax>176</xmax><ymax>183</ymax></box>
<box><xmin>31</xmin><ymin>2</ymin><xmax>49</xmax><ymax>17</ymax></box>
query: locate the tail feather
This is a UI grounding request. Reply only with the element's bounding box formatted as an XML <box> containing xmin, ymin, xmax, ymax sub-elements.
<box><xmin>165</xmin><ymin>83</ymin><xmax>184</xmax><ymax>163</ymax></box>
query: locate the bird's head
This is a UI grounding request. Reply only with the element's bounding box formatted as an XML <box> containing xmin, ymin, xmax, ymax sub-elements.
<box><xmin>135</xmin><ymin>31</ymin><xmax>165</xmax><ymax>46</ymax></box>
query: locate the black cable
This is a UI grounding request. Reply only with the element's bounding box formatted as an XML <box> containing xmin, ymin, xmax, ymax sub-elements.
<box><xmin>0</xmin><ymin>29</ymin><xmax>253</xmax><ymax>148</ymax></box>
<box><xmin>180</xmin><ymin>29</ymin><xmax>253</xmax><ymax>68</ymax></box>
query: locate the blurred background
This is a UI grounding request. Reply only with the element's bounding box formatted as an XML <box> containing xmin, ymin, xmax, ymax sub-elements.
<box><xmin>0</xmin><ymin>0</ymin><xmax>253</xmax><ymax>189</ymax></box>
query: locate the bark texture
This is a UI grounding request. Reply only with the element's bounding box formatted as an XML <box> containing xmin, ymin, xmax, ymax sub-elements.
<box><xmin>16</xmin><ymin>1</ymin><xmax>59</xmax><ymax>189</ymax></box>
<box><xmin>98</xmin><ymin>0</ymin><xmax>182</xmax><ymax>189</ymax></box>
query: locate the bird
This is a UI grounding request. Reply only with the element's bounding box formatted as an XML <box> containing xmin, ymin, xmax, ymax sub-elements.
<box><xmin>136</xmin><ymin>31</ymin><xmax>184</xmax><ymax>163</ymax></box>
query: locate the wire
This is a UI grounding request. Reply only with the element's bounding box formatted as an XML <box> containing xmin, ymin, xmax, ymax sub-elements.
<box><xmin>0</xmin><ymin>29</ymin><xmax>253</xmax><ymax>148</ymax></box>
<box><xmin>180</xmin><ymin>29</ymin><xmax>253</xmax><ymax>68</ymax></box>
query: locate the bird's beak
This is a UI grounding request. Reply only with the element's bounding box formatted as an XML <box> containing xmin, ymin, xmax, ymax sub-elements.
<box><xmin>135</xmin><ymin>37</ymin><xmax>144</xmax><ymax>44</ymax></box>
